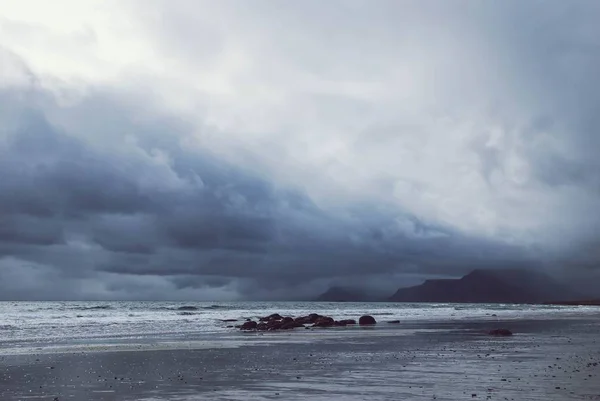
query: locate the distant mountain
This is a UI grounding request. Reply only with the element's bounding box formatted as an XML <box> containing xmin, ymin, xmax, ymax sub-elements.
<box><xmin>389</xmin><ymin>268</ymin><xmax>582</xmax><ymax>304</ymax></box>
<box><xmin>560</xmin><ymin>271</ymin><xmax>600</xmax><ymax>299</ymax></box>
<box><xmin>544</xmin><ymin>299</ymin><xmax>600</xmax><ymax>306</ymax></box>
<box><xmin>317</xmin><ymin>286</ymin><xmax>374</xmax><ymax>302</ymax></box>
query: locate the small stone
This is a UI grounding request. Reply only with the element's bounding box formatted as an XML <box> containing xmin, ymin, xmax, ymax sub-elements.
<box><xmin>488</xmin><ymin>329</ymin><xmax>512</xmax><ymax>336</ymax></box>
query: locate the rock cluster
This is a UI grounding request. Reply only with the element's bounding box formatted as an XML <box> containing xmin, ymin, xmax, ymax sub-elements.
<box><xmin>236</xmin><ymin>313</ymin><xmax>376</xmax><ymax>331</ymax></box>
<box><xmin>488</xmin><ymin>328</ymin><xmax>513</xmax><ymax>336</ymax></box>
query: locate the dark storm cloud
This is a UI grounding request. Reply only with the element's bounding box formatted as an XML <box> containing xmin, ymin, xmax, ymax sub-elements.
<box><xmin>0</xmin><ymin>215</ymin><xmax>65</xmax><ymax>246</ymax></box>
<box><xmin>0</xmin><ymin>107</ymin><xmax>156</xmax><ymax>219</ymax></box>
<box><xmin>0</xmin><ymin>79</ymin><xmax>529</xmax><ymax>299</ymax></box>
<box><xmin>2</xmin><ymin>1</ymin><xmax>600</xmax><ymax>299</ymax></box>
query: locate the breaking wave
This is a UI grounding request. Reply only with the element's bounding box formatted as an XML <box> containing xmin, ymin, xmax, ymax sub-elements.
<box><xmin>72</xmin><ymin>305</ymin><xmax>113</xmax><ymax>311</ymax></box>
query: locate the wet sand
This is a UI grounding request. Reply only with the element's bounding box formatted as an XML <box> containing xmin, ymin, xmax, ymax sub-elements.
<box><xmin>1</xmin><ymin>317</ymin><xmax>599</xmax><ymax>400</ymax></box>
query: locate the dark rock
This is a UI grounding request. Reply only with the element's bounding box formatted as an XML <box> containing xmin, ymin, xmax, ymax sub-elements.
<box><xmin>256</xmin><ymin>323</ymin><xmax>268</xmax><ymax>331</ymax></box>
<box><xmin>237</xmin><ymin>312</ymin><xmax>379</xmax><ymax>332</ymax></box>
<box><xmin>294</xmin><ymin>316</ymin><xmax>312</xmax><ymax>325</ymax></box>
<box><xmin>260</xmin><ymin>313</ymin><xmax>283</xmax><ymax>322</ymax></box>
<box><xmin>221</xmin><ymin>319</ymin><xmax>238</xmax><ymax>322</ymax></box>
<box><xmin>267</xmin><ymin>322</ymin><xmax>283</xmax><ymax>331</ymax></box>
<box><xmin>281</xmin><ymin>322</ymin><xmax>304</xmax><ymax>330</ymax></box>
<box><xmin>387</xmin><ymin>320</ymin><xmax>401</xmax><ymax>324</ymax></box>
<box><xmin>312</xmin><ymin>316</ymin><xmax>335</xmax><ymax>327</ymax></box>
<box><xmin>488</xmin><ymin>328</ymin><xmax>513</xmax><ymax>336</ymax></box>
<box><xmin>295</xmin><ymin>314</ymin><xmax>325</xmax><ymax>325</ymax></box>
<box><xmin>267</xmin><ymin>319</ymin><xmax>283</xmax><ymax>328</ymax></box>
<box><xmin>240</xmin><ymin>321</ymin><xmax>258</xmax><ymax>330</ymax></box>
<box><xmin>308</xmin><ymin>313</ymin><xmax>321</xmax><ymax>322</ymax></box>
<box><xmin>177</xmin><ymin>306</ymin><xmax>198</xmax><ymax>311</ymax></box>
<box><xmin>359</xmin><ymin>315</ymin><xmax>377</xmax><ymax>325</ymax></box>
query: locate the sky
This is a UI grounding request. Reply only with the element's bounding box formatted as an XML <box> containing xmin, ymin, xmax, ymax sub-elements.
<box><xmin>1</xmin><ymin>0</ymin><xmax>599</xmax><ymax>300</ymax></box>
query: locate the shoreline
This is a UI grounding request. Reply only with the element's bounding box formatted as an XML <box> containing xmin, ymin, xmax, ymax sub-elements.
<box><xmin>2</xmin><ymin>316</ymin><xmax>600</xmax><ymax>400</ymax></box>
<box><xmin>0</xmin><ymin>315</ymin><xmax>593</xmax><ymax>357</ymax></box>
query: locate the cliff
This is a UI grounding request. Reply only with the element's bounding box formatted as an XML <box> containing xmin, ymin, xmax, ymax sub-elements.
<box><xmin>389</xmin><ymin>268</ymin><xmax>581</xmax><ymax>304</ymax></box>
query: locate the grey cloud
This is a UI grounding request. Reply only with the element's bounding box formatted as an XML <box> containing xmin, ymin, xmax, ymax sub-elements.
<box><xmin>0</xmin><ymin>215</ymin><xmax>65</xmax><ymax>246</ymax></box>
<box><xmin>0</xmin><ymin>109</ymin><xmax>156</xmax><ymax>219</ymax></box>
<box><xmin>1</xmin><ymin>1</ymin><xmax>600</xmax><ymax>299</ymax></box>
<box><xmin>0</xmin><ymin>82</ymin><xmax>527</xmax><ymax>299</ymax></box>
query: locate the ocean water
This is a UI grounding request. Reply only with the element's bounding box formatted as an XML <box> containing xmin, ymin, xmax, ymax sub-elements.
<box><xmin>0</xmin><ymin>301</ymin><xmax>597</xmax><ymax>355</ymax></box>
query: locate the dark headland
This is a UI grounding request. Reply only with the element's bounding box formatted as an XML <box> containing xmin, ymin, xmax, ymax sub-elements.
<box><xmin>544</xmin><ymin>299</ymin><xmax>600</xmax><ymax>306</ymax></box>
<box><xmin>318</xmin><ymin>268</ymin><xmax>591</xmax><ymax>304</ymax></box>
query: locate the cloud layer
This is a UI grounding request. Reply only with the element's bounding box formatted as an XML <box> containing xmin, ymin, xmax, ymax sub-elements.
<box><xmin>1</xmin><ymin>1</ymin><xmax>599</xmax><ymax>299</ymax></box>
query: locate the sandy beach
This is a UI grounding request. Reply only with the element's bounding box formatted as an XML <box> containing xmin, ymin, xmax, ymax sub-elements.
<box><xmin>1</xmin><ymin>315</ymin><xmax>599</xmax><ymax>401</ymax></box>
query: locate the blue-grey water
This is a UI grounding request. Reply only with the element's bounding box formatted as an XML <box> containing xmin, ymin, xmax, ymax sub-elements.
<box><xmin>1</xmin><ymin>301</ymin><xmax>597</xmax><ymax>355</ymax></box>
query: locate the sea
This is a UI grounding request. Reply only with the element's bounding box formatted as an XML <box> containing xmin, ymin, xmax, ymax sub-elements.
<box><xmin>1</xmin><ymin>301</ymin><xmax>597</xmax><ymax>356</ymax></box>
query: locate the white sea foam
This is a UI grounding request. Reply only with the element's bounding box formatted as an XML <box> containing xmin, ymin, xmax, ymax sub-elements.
<box><xmin>0</xmin><ymin>301</ymin><xmax>597</xmax><ymax>354</ymax></box>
